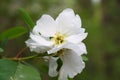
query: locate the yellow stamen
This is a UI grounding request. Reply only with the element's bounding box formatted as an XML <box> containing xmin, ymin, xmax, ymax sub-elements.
<box><xmin>53</xmin><ymin>32</ymin><xmax>65</xmax><ymax>45</ymax></box>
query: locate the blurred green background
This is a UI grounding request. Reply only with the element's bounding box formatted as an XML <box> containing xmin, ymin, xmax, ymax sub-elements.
<box><xmin>0</xmin><ymin>0</ymin><xmax>120</xmax><ymax>80</ymax></box>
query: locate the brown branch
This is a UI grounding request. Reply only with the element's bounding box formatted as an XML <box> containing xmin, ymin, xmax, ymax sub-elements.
<box><xmin>15</xmin><ymin>47</ymin><xmax>28</xmax><ymax>58</ymax></box>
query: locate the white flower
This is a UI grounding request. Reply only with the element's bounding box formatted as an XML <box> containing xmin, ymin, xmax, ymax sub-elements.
<box><xmin>25</xmin><ymin>8</ymin><xmax>88</xmax><ymax>80</ymax></box>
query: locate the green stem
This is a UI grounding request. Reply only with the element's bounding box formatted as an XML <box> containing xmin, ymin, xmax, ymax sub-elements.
<box><xmin>19</xmin><ymin>55</ymin><xmax>38</xmax><ymax>60</ymax></box>
<box><xmin>3</xmin><ymin>49</ymin><xmax>59</xmax><ymax>61</ymax></box>
<box><xmin>4</xmin><ymin>52</ymin><xmax>50</xmax><ymax>61</ymax></box>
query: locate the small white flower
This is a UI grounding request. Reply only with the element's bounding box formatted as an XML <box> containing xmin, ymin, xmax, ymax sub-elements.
<box><xmin>25</xmin><ymin>8</ymin><xmax>88</xmax><ymax>80</ymax></box>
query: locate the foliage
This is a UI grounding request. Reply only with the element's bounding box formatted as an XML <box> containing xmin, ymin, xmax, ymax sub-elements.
<box><xmin>0</xmin><ymin>59</ymin><xmax>41</xmax><ymax>80</ymax></box>
<box><xmin>19</xmin><ymin>8</ymin><xmax>35</xmax><ymax>31</ymax></box>
<box><xmin>0</xmin><ymin>8</ymin><xmax>42</xmax><ymax>80</ymax></box>
<box><xmin>0</xmin><ymin>27</ymin><xmax>27</xmax><ymax>40</ymax></box>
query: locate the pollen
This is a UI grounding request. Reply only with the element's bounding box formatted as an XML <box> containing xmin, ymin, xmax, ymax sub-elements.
<box><xmin>53</xmin><ymin>32</ymin><xmax>65</xmax><ymax>45</ymax></box>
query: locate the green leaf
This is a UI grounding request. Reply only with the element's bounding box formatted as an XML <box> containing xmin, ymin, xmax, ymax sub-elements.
<box><xmin>19</xmin><ymin>8</ymin><xmax>35</xmax><ymax>31</ymax></box>
<box><xmin>0</xmin><ymin>59</ymin><xmax>41</xmax><ymax>80</ymax></box>
<box><xmin>82</xmin><ymin>55</ymin><xmax>88</xmax><ymax>61</ymax></box>
<box><xmin>0</xmin><ymin>48</ymin><xmax>4</xmax><ymax>53</ymax></box>
<box><xmin>0</xmin><ymin>38</ymin><xmax>8</xmax><ymax>48</ymax></box>
<box><xmin>0</xmin><ymin>27</ymin><xmax>27</xmax><ymax>40</ymax></box>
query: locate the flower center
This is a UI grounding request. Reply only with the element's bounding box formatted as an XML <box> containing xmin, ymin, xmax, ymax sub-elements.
<box><xmin>53</xmin><ymin>32</ymin><xmax>65</xmax><ymax>45</ymax></box>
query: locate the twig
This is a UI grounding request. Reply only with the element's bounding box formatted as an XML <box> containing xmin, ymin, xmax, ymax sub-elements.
<box><xmin>15</xmin><ymin>47</ymin><xmax>27</xmax><ymax>58</ymax></box>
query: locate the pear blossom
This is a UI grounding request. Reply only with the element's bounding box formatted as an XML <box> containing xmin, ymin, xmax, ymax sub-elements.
<box><xmin>25</xmin><ymin>8</ymin><xmax>88</xmax><ymax>80</ymax></box>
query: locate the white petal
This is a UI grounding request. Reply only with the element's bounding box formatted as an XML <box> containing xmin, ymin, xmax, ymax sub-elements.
<box><xmin>59</xmin><ymin>50</ymin><xmax>85</xmax><ymax>80</ymax></box>
<box><xmin>33</xmin><ymin>15</ymin><xmax>57</xmax><ymax>37</ymax></box>
<box><xmin>66</xmin><ymin>33</ymin><xmax>88</xmax><ymax>43</ymax></box>
<box><xmin>48</xmin><ymin>57</ymin><xmax>58</xmax><ymax>77</ymax></box>
<box><xmin>75</xmin><ymin>14</ymin><xmax>82</xmax><ymax>28</ymax></box>
<box><xmin>25</xmin><ymin>33</ymin><xmax>54</xmax><ymax>53</ymax></box>
<box><xmin>48</xmin><ymin>44</ymin><xmax>64</xmax><ymax>54</ymax></box>
<box><xmin>63</xmin><ymin>43</ymin><xmax>86</xmax><ymax>56</ymax></box>
<box><xmin>30</xmin><ymin>33</ymin><xmax>54</xmax><ymax>46</ymax></box>
<box><xmin>79</xmin><ymin>28</ymin><xmax>85</xmax><ymax>33</ymax></box>
<box><xmin>25</xmin><ymin>39</ymin><xmax>51</xmax><ymax>53</ymax></box>
<box><xmin>48</xmin><ymin>43</ymin><xmax>84</xmax><ymax>56</ymax></box>
<box><xmin>78</xmin><ymin>42</ymin><xmax>87</xmax><ymax>54</ymax></box>
<box><xmin>56</xmin><ymin>8</ymin><xmax>82</xmax><ymax>35</ymax></box>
